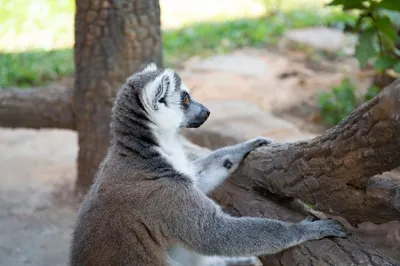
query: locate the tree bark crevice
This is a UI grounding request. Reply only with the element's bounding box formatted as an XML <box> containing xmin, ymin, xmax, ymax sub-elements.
<box><xmin>0</xmin><ymin>87</ymin><xmax>75</xmax><ymax>130</ymax></box>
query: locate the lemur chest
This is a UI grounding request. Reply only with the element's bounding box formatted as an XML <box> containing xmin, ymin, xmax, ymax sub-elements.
<box><xmin>168</xmin><ymin>151</ymin><xmax>197</xmax><ymax>180</ymax></box>
<box><xmin>157</xmin><ymin>139</ymin><xmax>197</xmax><ymax>181</ymax></box>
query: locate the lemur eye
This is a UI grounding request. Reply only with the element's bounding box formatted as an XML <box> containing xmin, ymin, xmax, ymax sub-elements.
<box><xmin>181</xmin><ymin>91</ymin><xmax>190</xmax><ymax>107</ymax></box>
<box><xmin>185</xmin><ymin>97</ymin><xmax>190</xmax><ymax>105</ymax></box>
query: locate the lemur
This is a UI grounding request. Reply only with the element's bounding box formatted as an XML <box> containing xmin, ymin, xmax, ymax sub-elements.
<box><xmin>69</xmin><ymin>63</ymin><xmax>351</xmax><ymax>266</ymax></box>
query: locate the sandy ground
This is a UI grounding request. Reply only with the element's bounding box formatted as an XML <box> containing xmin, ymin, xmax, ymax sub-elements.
<box><xmin>1</xmin><ymin>48</ymin><xmax>399</xmax><ymax>265</ymax></box>
<box><xmin>0</xmin><ymin>129</ymin><xmax>77</xmax><ymax>266</ymax></box>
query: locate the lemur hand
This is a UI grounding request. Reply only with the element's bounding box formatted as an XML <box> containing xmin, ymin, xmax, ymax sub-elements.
<box><xmin>248</xmin><ymin>137</ymin><xmax>274</xmax><ymax>150</ymax></box>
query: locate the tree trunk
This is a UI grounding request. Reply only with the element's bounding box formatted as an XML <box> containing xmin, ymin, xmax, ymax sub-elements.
<box><xmin>73</xmin><ymin>0</ymin><xmax>163</xmax><ymax>191</ymax></box>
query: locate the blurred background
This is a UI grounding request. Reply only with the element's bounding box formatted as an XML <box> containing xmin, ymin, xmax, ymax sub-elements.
<box><xmin>0</xmin><ymin>0</ymin><xmax>399</xmax><ymax>265</ymax></box>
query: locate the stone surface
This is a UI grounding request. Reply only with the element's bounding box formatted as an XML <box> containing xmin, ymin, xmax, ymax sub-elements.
<box><xmin>189</xmin><ymin>53</ymin><xmax>270</xmax><ymax>77</ymax></box>
<box><xmin>280</xmin><ymin>26</ymin><xmax>357</xmax><ymax>54</ymax></box>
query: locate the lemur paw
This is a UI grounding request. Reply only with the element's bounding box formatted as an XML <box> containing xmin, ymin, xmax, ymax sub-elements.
<box><xmin>322</xmin><ymin>219</ymin><xmax>352</xmax><ymax>238</ymax></box>
<box><xmin>249</xmin><ymin>137</ymin><xmax>274</xmax><ymax>149</ymax></box>
<box><xmin>304</xmin><ymin>218</ymin><xmax>352</xmax><ymax>239</ymax></box>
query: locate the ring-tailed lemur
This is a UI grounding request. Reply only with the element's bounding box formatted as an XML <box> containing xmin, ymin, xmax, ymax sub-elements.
<box><xmin>69</xmin><ymin>63</ymin><xmax>351</xmax><ymax>266</ymax></box>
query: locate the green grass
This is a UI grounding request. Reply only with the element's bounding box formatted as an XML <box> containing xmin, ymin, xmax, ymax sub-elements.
<box><xmin>163</xmin><ymin>9</ymin><xmax>357</xmax><ymax>65</ymax></box>
<box><xmin>0</xmin><ymin>7</ymin><xmax>356</xmax><ymax>88</ymax></box>
<box><xmin>0</xmin><ymin>49</ymin><xmax>73</xmax><ymax>88</ymax></box>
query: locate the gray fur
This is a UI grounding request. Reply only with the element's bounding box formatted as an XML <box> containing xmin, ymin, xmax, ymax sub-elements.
<box><xmin>69</xmin><ymin>64</ymin><xmax>351</xmax><ymax>266</ymax></box>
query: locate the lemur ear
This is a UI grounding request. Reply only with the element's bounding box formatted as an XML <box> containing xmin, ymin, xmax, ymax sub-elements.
<box><xmin>152</xmin><ymin>75</ymin><xmax>170</xmax><ymax>110</ymax></box>
<box><xmin>142</xmin><ymin>63</ymin><xmax>158</xmax><ymax>73</ymax></box>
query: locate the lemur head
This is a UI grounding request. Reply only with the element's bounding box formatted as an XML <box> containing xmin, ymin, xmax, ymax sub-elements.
<box><xmin>113</xmin><ymin>63</ymin><xmax>210</xmax><ymax>133</ymax></box>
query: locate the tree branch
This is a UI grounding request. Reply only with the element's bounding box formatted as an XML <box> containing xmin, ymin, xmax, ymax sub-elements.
<box><xmin>0</xmin><ymin>87</ymin><xmax>75</xmax><ymax>130</ymax></box>
<box><xmin>182</xmin><ymin>139</ymin><xmax>399</xmax><ymax>266</ymax></box>
<box><xmin>242</xmin><ymin>78</ymin><xmax>400</xmax><ymax>224</ymax></box>
<box><xmin>183</xmin><ymin>78</ymin><xmax>400</xmax><ymax>225</ymax></box>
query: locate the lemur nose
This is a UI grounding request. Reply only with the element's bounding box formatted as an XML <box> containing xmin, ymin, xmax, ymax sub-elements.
<box><xmin>205</xmin><ymin>109</ymin><xmax>210</xmax><ymax>118</ymax></box>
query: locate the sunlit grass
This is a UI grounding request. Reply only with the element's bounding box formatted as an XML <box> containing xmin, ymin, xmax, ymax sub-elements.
<box><xmin>163</xmin><ymin>9</ymin><xmax>356</xmax><ymax>66</ymax></box>
<box><xmin>0</xmin><ymin>49</ymin><xmax>73</xmax><ymax>88</ymax></box>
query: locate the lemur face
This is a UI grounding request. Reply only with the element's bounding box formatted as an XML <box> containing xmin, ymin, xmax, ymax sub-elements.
<box><xmin>126</xmin><ymin>63</ymin><xmax>210</xmax><ymax>131</ymax></box>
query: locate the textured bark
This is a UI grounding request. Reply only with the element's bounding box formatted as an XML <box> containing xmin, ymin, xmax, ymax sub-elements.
<box><xmin>242</xmin><ymin>79</ymin><xmax>400</xmax><ymax>225</ymax></box>
<box><xmin>182</xmin><ymin>140</ymin><xmax>400</xmax><ymax>266</ymax></box>
<box><xmin>184</xmin><ymin>78</ymin><xmax>400</xmax><ymax>225</ymax></box>
<box><xmin>73</xmin><ymin>0</ymin><xmax>163</xmax><ymax>190</ymax></box>
<box><xmin>0</xmin><ymin>87</ymin><xmax>75</xmax><ymax>129</ymax></box>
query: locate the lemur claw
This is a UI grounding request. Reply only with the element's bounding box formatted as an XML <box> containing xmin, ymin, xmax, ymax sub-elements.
<box><xmin>250</xmin><ymin>137</ymin><xmax>274</xmax><ymax>149</ymax></box>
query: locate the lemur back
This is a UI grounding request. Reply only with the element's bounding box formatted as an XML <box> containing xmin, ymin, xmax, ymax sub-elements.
<box><xmin>69</xmin><ymin>64</ymin><xmax>351</xmax><ymax>266</ymax></box>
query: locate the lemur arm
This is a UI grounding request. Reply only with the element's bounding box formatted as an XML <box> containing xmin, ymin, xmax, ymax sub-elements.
<box><xmin>193</xmin><ymin>137</ymin><xmax>272</xmax><ymax>194</ymax></box>
<box><xmin>161</xmin><ymin>185</ymin><xmax>350</xmax><ymax>258</ymax></box>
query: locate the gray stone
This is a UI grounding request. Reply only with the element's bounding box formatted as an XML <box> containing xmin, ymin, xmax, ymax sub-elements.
<box><xmin>280</xmin><ymin>26</ymin><xmax>356</xmax><ymax>54</ymax></box>
<box><xmin>190</xmin><ymin>53</ymin><xmax>270</xmax><ymax>77</ymax></box>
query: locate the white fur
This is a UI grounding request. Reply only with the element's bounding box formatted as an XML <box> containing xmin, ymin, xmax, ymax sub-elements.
<box><xmin>194</xmin><ymin>159</ymin><xmax>238</xmax><ymax>195</ymax></box>
<box><xmin>141</xmin><ymin>69</ymin><xmax>196</xmax><ymax>179</ymax></box>
<box><xmin>168</xmin><ymin>248</ymin><xmax>261</xmax><ymax>266</ymax></box>
<box><xmin>142</xmin><ymin>62</ymin><xmax>158</xmax><ymax>73</ymax></box>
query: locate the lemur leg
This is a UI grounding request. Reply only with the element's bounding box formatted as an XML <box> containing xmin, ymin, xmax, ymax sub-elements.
<box><xmin>193</xmin><ymin>137</ymin><xmax>273</xmax><ymax>194</ymax></box>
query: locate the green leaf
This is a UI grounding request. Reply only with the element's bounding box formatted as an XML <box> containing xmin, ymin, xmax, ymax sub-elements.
<box><xmin>355</xmin><ymin>29</ymin><xmax>378</xmax><ymax>67</ymax></box>
<box><xmin>373</xmin><ymin>55</ymin><xmax>398</xmax><ymax>70</ymax></box>
<box><xmin>364</xmin><ymin>86</ymin><xmax>380</xmax><ymax>101</ymax></box>
<box><xmin>326</xmin><ymin>0</ymin><xmax>344</xmax><ymax>5</ymax></box>
<box><xmin>394</xmin><ymin>62</ymin><xmax>400</xmax><ymax>73</ymax></box>
<box><xmin>354</xmin><ymin>14</ymin><xmax>368</xmax><ymax>31</ymax></box>
<box><xmin>377</xmin><ymin>0</ymin><xmax>400</xmax><ymax>11</ymax></box>
<box><xmin>327</xmin><ymin>0</ymin><xmax>366</xmax><ymax>9</ymax></box>
<box><xmin>375</xmin><ymin>16</ymin><xmax>397</xmax><ymax>41</ymax></box>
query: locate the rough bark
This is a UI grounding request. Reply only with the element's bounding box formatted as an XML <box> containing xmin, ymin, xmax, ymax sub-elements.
<box><xmin>243</xmin><ymin>79</ymin><xmax>400</xmax><ymax>224</ymax></box>
<box><xmin>182</xmin><ymin>139</ymin><xmax>400</xmax><ymax>266</ymax></box>
<box><xmin>73</xmin><ymin>0</ymin><xmax>163</xmax><ymax>190</ymax></box>
<box><xmin>0</xmin><ymin>87</ymin><xmax>75</xmax><ymax>129</ymax></box>
<box><xmin>184</xmin><ymin>78</ymin><xmax>400</xmax><ymax>225</ymax></box>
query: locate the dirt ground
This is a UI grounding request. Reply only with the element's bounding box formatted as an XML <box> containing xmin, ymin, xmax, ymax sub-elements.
<box><xmin>1</xmin><ymin>47</ymin><xmax>399</xmax><ymax>265</ymax></box>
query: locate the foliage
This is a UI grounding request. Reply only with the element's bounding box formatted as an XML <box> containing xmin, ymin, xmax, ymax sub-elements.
<box><xmin>0</xmin><ymin>49</ymin><xmax>73</xmax><ymax>88</ymax></box>
<box><xmin>318</xmin><ymin>78</ymin><xmax>358</xmax><ymax>126</ymax></box>
<box><xmin>327</xmin><ymin>0</ymin><xmax>400</xmax><ymax>75</ymax></box>
<box><xmin>318</xmin><ymin>0</ymin><xmax>400</xmax><ymax>126</ymax></box>
<box><xmin>318</xmin><ymin>78</ymin><xmax>381</xmax><ymax>126</ymax></box>
<box><xmin>363</xmin><ymin>85</ymin><xmax>380</xmax><ymax>101</ymax></box>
